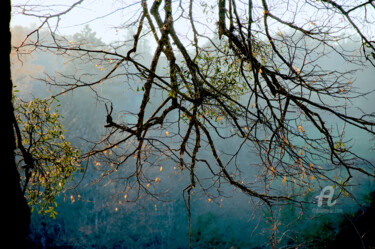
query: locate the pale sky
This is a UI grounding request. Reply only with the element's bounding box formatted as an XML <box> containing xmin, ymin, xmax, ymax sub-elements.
<box><xmin>11</xmin><ymin>0</ymin><xmax>143</xmax><ymax>44</ymax></box>
<box><xmin>11</xmin><ymin>0</ymin><xmax>215</xmax><ymax>50</ymax></box>
<box><xmin>11</xmin><ymin>0</ymin><xmax>375</xmax><ymax>51</ymax></box>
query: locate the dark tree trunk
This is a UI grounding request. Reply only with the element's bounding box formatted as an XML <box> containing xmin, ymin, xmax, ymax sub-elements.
<box><xmin>1</xmin><ymin>1</ymin><xmax>31</xmax><ymax>247</ymax></box>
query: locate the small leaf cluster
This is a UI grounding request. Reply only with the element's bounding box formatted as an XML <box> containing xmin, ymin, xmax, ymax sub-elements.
<box><xmin>185</xmin><ymin>42</ymin><xmax>250</xmax><ymax>122</ymax></box>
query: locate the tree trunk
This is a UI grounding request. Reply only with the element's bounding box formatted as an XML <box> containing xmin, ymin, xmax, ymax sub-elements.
<box><xmin>2</xmin><ymin>1</ymin><xmax>31</xmax><ymax>247</ymax></box>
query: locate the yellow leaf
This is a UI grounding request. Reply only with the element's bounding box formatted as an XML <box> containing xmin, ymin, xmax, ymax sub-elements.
<box><xmin>259</xmin><ymin>68</ymin><xmax>263</xmax><ymax>74</ymax></box>
<box><xmin>208</xmin><ymin>198</ymin><xmax>212</xmax><ymax>202</ymax></box>
<box><xmin>124</xmin><ymin>194</ymin><xmax>127</xmax><ymax>200</ymax></box>
<box><xmin>160</xmin><ymin>166</ymin><xmax>163</xmax><ymax>172</ymax></box>
<box><xmin>282</xmin><ymin>175</ymin><xmax>287</xmax><ymax>183</ymax></box>
<box><xmin>155</xmin><ymin>177</ymin><xmax>161</xmax><ymax>183</ymax></box>
<box><xmin>165</xmin><ymin>131</ymin><xmax>169</xmax><ymax>136</ymax></box>
<box><xmin>294</xmin><ymin>66</ymin><xmax>301</xmax><ymax>74</ymax></box>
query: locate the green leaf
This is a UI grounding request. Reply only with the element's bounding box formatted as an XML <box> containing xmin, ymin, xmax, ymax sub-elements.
<box><xmin>14</xmin><ymin>97</ymin><xmax>82</xmax><ymax>218</ymax></box>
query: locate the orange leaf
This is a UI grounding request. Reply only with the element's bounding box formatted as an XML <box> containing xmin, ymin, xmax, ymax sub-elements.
<box><xmin>282</xmin><ymin>135</ymin><xmax>289</xmax><ymax>144</ymax></box>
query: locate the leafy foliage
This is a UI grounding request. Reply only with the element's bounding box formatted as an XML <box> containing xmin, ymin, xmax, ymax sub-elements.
<box><xmin>14</xmin><ymin>97</ymin><xmax>82</xmax><ymax>218</ymax></box>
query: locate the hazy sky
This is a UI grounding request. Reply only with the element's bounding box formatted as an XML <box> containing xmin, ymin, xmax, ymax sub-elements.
<box><xmin>10</xmin><ymin>0</ymin><xmax>215</xmax><ymax>50</ymax></box>
<box><xmin>11</xmin><ymin>0</ymin><xmax>144</xmax><ymax>44</ymax></box>
<box><xmin>12</xmin><ymin>0</ymin><xmax>375</xmax><ymax>48</ymax></box>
